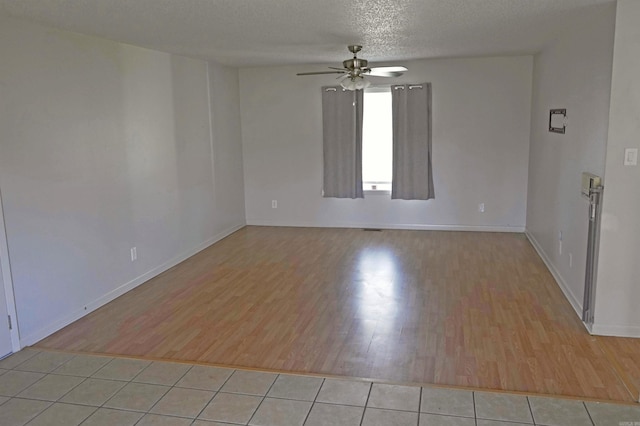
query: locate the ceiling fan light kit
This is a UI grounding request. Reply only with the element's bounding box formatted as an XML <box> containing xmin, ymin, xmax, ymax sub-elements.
<box><xmin>340</xmin><ymin>75</ymin><xmax>371</xmax><ymax>90</ymax></box>
<box><xmin>297</xmin><ymin>45</ymin><xmax>407</xmax><ymax>90</ymax></box>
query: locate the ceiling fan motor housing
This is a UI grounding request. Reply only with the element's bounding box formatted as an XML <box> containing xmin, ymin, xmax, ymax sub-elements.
<box><xmin>343</xmin><ymin>58</ymin><xmax>368</xmax><ymax>77</ymax></box>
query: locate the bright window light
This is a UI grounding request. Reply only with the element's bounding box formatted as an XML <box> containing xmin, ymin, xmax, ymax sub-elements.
<box><xmin>362</xmin><ymin>88</ymin><xmax>392</xmax><ymax>191</ymax></box>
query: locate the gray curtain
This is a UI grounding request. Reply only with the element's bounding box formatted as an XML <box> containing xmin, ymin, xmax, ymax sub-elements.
<box><xmin>391</xmin><ymin>83</ymin><xmax>434</xmax><ymax>200</ymax></box>
<box><xmin>322</xmin><ymin>86</ymin><xmax>364</xmax><ymax>199</ymax></box>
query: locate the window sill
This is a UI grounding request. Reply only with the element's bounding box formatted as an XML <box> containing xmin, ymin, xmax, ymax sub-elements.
<box><xmin>364</xmin><ymin>190</ymin><xmax>391</xmax><ymax>195</ymax></box>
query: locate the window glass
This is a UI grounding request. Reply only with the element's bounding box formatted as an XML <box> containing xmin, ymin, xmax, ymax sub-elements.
<box><xmin>362</xmin><ymin>88</ymin><xmax>392</xmax><ymax>191</ymax></box>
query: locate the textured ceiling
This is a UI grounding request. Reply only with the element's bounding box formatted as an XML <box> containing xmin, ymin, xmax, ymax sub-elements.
<box><xmin>0</xmin><ymin>0</ymin><xmax>614</xmax><ymax>67</ymax></box>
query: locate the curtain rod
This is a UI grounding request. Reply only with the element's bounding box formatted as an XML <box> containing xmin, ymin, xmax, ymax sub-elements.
<box><xmin>324</xmin><ymin>84</ymin><xmax>424</xmax><ymax>92</ymax></box>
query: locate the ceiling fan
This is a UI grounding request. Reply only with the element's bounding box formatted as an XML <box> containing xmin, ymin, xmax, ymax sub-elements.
<box><xmin>297</xmin><ymin>45</ymin><xmax>407</xmax><ymax>90</ymax></box>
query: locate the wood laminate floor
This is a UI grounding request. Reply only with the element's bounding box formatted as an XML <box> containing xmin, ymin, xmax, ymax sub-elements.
<box><xmin>37</xmin><ymin>226</ymin><xmax>639</xmax><ymax>402</ymax></box>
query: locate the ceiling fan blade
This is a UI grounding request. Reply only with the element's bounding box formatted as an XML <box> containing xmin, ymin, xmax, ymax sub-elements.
<box><xmin>297</xmin><ymin>71</ymin><xmax>346</xmax><ymax>76</ymax></box>
<box><xmin>366</xmin><ymin>66</ymin><xmax>408</xmax><ymax>77</ymax></box>
<box><xmin>328</xmin><ymin>67</ymin><xmax>349</xmax><ymax>71</ymax></box>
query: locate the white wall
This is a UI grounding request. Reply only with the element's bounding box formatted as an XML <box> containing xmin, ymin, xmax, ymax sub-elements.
<box><xmin>525</xmin><ymin>5</ymin><xmax>616</xmax><ymax>316</ymax></box>
<box><xmin>208</xmin><ymin>62</ymin><xmax>246</xmax><ymax>231</ymax></box>
<box><xmin>593</xmin><ymin>0</ymin><xmax>640</xmax><ymax>337</ymax></box>
<box><xmin>0</xmin><ymin>17</ymin><xmax>245</xmax><ymax>346</ymax></box>
<box><xmin>240</xmin><ymin>57</ymin><xmax>532</xmax><ymax>231</ymax></box>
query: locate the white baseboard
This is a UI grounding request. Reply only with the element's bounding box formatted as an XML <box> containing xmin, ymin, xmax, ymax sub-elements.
<box><xmin>20</xmin><ymin>223</ymin><xmax>245</xmax><ymax>347</ymax></box>
<box><xmin>525</xmin><ymin>230</ymin><xmax>584</xmax><ymax>320</ymax></box>
<box><xmin>590</xmin><ymin>323</ymin><xmax>640</xmax><ymax>338</ymax></box>
<box><xmin>524</xmin><ymin>231</ymin><xmax>640</xmax><ymax>339</ymax></box>
<box><xmin>247</xmin><ymin>220</ymin><xmax>525</xmax><ymax>233</ymax></box>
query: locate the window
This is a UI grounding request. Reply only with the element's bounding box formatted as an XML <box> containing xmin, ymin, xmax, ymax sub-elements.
<box><xmin>362</xmin><ymin>87</ymin><xmax>392</xmax><ymax>192</ymax></box>
<box><xmin>321</xmin><ymin>83</ymin><xmax>433</xmax><ymax>200</ymax></box>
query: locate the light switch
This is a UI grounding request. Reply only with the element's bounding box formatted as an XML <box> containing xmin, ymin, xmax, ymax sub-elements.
<box><xmin>624</xmin><ymin>148</ymin><xmax>638</xmax><ymax>166</ymax></box>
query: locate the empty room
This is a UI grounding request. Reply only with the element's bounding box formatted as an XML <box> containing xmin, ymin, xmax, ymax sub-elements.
<box><xmin>0</xmin><ymin>0</ymin><xmax>639</xmax><ymax>425</ymax></box>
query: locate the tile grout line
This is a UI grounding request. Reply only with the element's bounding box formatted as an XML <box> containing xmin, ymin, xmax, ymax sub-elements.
<box><xmin>127</xmin><ymin>386</ymin><xmax>174</xmax><ymax>425</ymax></box>
<box><xmin>358</xmin><ymin>380</ymin><xmax>373</xmax><ymax>426</ymax></box>
<box><xmin>15</xmin><ymin>371</ymin><xmax>87</xmax><ymax>402</ymax></box>
<box><xmin>70</xmin><ymin>357</ymin><xmax>153</xmax><ymax>424</ymax></box>
<box><xmin>48</xmin><ymin>351</ymin><xmax>77</xmax><ymax>374</ymax></box>
<box><xmin>472</xmin><ymin>391</ymin><xmax>478</xmax><ymax>426</ymax></box>
<box><xmin>11</xmin><ymin>353</ymin><xmax>74</xmax><ymax>376</ymax></box>
<box><xmin>418</xmin><ymin>386</ymin><xmax>423</xmax><ymax>423</ymax></box>
<box><xmin>29</xmin><ymin>371</ymin><xmax>93</xmax><ymax>416</ymax></box>
<box><xmin>526</xmin><ymin>396</ymin><xmax>535</xmax><ymax>425</ymax></box>
<box><xmin>2</xmin><ymin>358</ymin><xmax>236</xmax><ymax>425</ymax></box>
<box><xmin>195</xmin><ymin>366</ymin><xmax>240</xmax><ymax>422</ymax></box>
<box><xmin>90</xmin><ymin>368</ymin><xmax>129</xmax><ymax>413</ymax></box>
<box><xmin>10</xmin><ymin>351</ymin><xmax>101</xmax><ymax>423</ymax></box>
<box><xmin>246</xmin><ymin>372</ymin><xmax>281</xmax><ymax>426</ymax></box>
<box><xmin>190</xmin><ymin>369</ymin><xmax>234</xmax><ymax>423</ymax></box>
<box><xmin>13</xmin><ymin>399</ymin><xmax>53</xmax><ymax>426</ymax></box>
<box><xmin>583</xmin><ymin>401</ymin><xmax>596</xmax><ymax>426</ymax></box>
<box><xmin>127</xmin><ymin>359</ymin><xmax>196</xmax><ymax>424</ymax></box>
<box><xmin>77</xmin><ymin>362</ymin><xmax>139</xmax><ymax>425</ymax></box>
<box><xmin>0</xmin><ymin>348</ymin><xmax>40</xmax><ymax>371</ymax></box>
<box><xmin>10</xmin><ymin>396</ymin><xmax>98</xmax><ymax>424</ymax></box>
<box><xmin>128</xmin><ymin>359</ymin><xmax>157</xmax><ymax>383</ymax></box>
<box><xmin>301</xmin><ymin>376</ymin><xmax>325</xmax><ymax>425</ymax></box>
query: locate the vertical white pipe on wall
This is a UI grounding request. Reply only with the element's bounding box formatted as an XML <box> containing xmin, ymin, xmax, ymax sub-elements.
<box><xmin>0</xmin><ymin>187</ymin><xmax>21</xmax><ymax>352</ymax></box>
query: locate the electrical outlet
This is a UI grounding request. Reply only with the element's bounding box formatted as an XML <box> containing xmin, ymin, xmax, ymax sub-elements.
<box><xmin>130</xmin><ymin>247</ymin><xmax>137</xmax><ymax>262</ymax></box>
<box><xmin>569</xmin><ymin>253</ymin><xmax>573</xmax><ymax>268</ymax></box>
<box><xmin>272</xmin><ymin>200</ymin><xmax>277</xmax><ymax>209</ymax></box>
<box><xmin>478</xmin><ymin>203</ymin><xmax>485</xmax><ymax>213</ymax></box>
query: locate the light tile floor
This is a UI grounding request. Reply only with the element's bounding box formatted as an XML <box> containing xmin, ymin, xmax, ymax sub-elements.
<box><xmin>0</xmin><ymin>348</ymin><xmax>638</xmax><ymax>426</ymax></box>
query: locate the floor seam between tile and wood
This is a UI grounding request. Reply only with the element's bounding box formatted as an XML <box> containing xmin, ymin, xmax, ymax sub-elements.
<box><xmin>32</xmin><ymin>227</ymin><xmax>640</xmax><ymax>403</ymax></box>
<box><xmin>0</xmin><ymin>348</ymin><xmax>639</xmax><ymax>425</ymax></box>
<box><xmin>20</xmin><ymin>347</ymin><xmax>640</xmax><ymax>408</ymax></box>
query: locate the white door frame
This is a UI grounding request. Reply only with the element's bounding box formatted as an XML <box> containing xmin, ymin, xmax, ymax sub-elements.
<box><xmin>0</xmin><ymin>187</ymin><xmax>21</xmax><ymax>352</ymax></box>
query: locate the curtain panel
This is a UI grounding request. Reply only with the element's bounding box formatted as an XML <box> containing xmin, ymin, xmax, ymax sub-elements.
<box><xmin>391</xmin><ymin>83</ymin><xmax>434</xmax><ymax>200</ymax></box>
<box><xmin>321</xmin><ymin>86</ymin><xmax>364</xmax><ymax>199</ymax></box>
